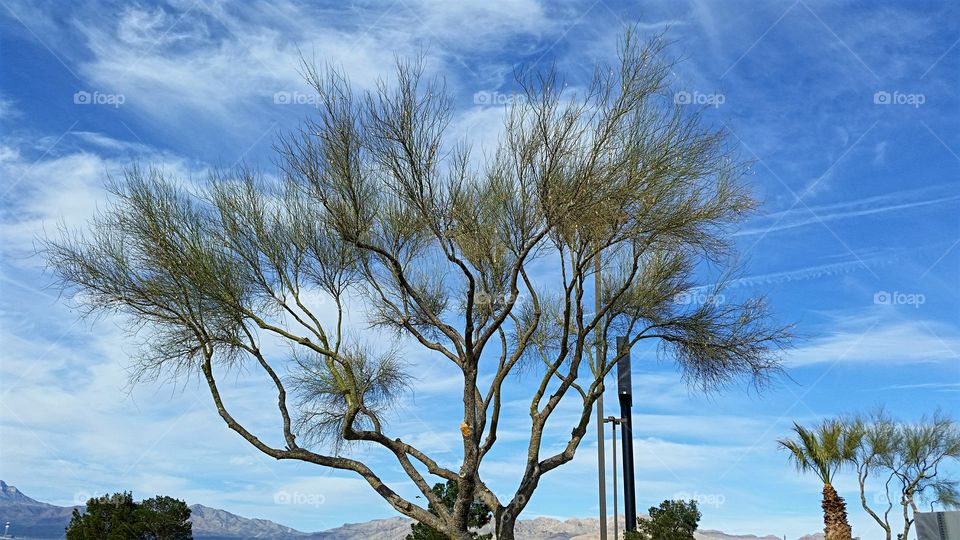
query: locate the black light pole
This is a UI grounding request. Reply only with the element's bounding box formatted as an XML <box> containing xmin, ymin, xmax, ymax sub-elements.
<box><xmin>616</xmin><ymin>336</ymin><xmax>637</xmax><ymax>532</ymax></box>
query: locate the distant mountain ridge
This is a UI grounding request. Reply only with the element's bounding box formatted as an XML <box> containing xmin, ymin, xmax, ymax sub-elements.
<box><xmin>0</xmin><ymin>480</ymin><xmax>79</xmax><ymax>539</ymax></box>
<box><xmin>0</xmin><ymin>480</ymin><xmax>818</xmax><ymax>539</ymax></box>
<box><xmin>1</xmin><ymin>481</ymin><xmax>41</xmax><ymax>505</ymax></box>
<box><xmin>187</xmin><ymin>504</ymin><xmax>324</xmax><ymax>540</ymax></box>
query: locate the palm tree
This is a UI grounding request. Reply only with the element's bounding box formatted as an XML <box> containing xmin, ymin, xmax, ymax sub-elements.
<box><xmin>779</xmin><ymin>420</ymin><xmax>862</xmax><ymax>540</ymax></box>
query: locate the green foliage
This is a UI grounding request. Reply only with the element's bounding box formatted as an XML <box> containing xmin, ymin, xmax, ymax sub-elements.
<box><xmin>626</xmin><ymin>499</ymin><xmax>701</xmax><ymax>540</ymax></box>
<box><xmin>406</xmin><ymin>481</ymin><xmax>491</xmax><ymax>540</ymax></box>
<box><xmin>66</xmin><ymin>492</ymin><xmax>192</xmax><ymax>540</ymax></box>
<box><xmin>66</xmin><ymin>492</ymin><xmax>138</xmax><ymax>540</ymax></box>
<box><xmin>895</xmin><ymin>410</ymin><xmax>960</xmax><ymax>509</ymax></box>
<box><xmin>135</xmin><ymin>496</ymin><xmax>193</xmax><ymax>540</ymax></box>
<box><xmin>778</xmin><ymin>419</ymin><xmax>862</xmax><ymax>485</ymax></box>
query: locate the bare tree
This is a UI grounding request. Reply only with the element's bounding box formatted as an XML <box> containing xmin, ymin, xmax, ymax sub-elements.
<box><xmin>44</xmin><ymin>31</ymin><xmax>790</xmax><ymax>540</ymax></box>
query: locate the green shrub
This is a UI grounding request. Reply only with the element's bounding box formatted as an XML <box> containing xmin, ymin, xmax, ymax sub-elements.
<box><xmin>625</xmin><ymin>499</ymin><xmax>700</xmax><ymax>540</ymax></box>
<box><xmin>66</xmin><ymin>492</ymin><xmax>192</xmax><ymax>540</ymax></box>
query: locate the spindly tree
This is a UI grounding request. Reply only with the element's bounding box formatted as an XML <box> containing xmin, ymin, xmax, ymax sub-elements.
<box><xmin>849</xmin><ymin>410</ymin><xmax>900</xmax><ymax>540</ymax></box>
<box><xmin>779</xmin><ymin>420</ymin><xmax>861</xmax><ymax>540</ymax></box>
<box><xmin>893</xmin><ymin>411</ymin><xmax>960</xmax><ymax>539</ymax></box>
<box><xmin>850</xmin><ymin>410</ymin><xmax>960</xmax><ymax>540</ymax></box>
<box><xmin>46</xmin><ymin>31</ymin><xmax>789</xmax><ymax>540</ymax></box>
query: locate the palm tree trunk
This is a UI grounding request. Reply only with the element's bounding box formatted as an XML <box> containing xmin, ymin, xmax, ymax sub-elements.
<box><xmin>822</xmin><ymin>483</ymin><xmax>853</xmax><ymax>540</ymax></box>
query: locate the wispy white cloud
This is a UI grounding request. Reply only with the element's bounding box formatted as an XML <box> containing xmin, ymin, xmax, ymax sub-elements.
<box><xmin>866</xmin><ymin>381</ymin><xmax>960</xmax><ymax>392</ymax></box>
<box><xmin>723</xmin><ymin>257</ymin><xmax>888</xmax><ymax>289</ymax></box>
<box><xmin>787</xmin><ymin>318</ymin><xmax>960</xmax><ymax>366</ymax></box>
<box><xmin>738</xmin><ymin>183</ymin><xmax>959</xmax><ymax>237</ymax></box>
<box><xmin>69</xmin><ymin>131</ymin><xmax>155</xmax><ymax>153</ymax></box>
<box><xmin>4</xmin><ymin>0</ymin><xmax>564</xmax><ymax>149</ymax></box>
<box><xmin>0</xmin><ymin>95</ymin><xmax>16</xmax><ymax>120</ymax></box>
<box><xmin>0</xmin><ymin>135</ymin><xmax>198</xmax><ymax>261</ymax></box>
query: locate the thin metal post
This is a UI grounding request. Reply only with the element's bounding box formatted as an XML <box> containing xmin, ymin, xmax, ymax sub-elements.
<box><xmin>611</xmin><ymin>418</ymin><xmax>619</xmax><ymax>540</ymax></box>
<box><xmin>595</xmin><ymin>255</ymin><xmax>606</xmax><ymax>539</ymax></box>
<box><xmin>604</xmin><ymin>416</ymin><xmax>623</xmax><ymax>540</ymax></box>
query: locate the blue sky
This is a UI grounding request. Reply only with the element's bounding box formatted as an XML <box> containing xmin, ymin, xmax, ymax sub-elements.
<box><xmin>0</xmin><ymin>0</ymin><xmax>958</xmax><ymax>538</ymax></box>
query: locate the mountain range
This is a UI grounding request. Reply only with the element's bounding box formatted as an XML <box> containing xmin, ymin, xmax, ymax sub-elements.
<box><xmin>0</xmin><ymin>480</ymin><xmax>820</xmax><ymax>539</ymax></box>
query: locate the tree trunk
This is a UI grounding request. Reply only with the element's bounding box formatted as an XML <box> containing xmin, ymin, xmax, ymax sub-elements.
<box><xmin>822</xmin><ymin>483</ymin><xmax>853</xmax><ymax>540</ymax></box>
<box><xmin>901</xmin><ymin>495</ymin><xmax>913</xmax><ymax>540</ymax></box>
<box><xmin>857</xmin><ymin>467</ymin><xmax>891</xmax><ymax>540</ymax></box>
<box><xmin>495</xmin><ymin>508</ymin><xmax>517</xmax><ymax>540</ymax></box>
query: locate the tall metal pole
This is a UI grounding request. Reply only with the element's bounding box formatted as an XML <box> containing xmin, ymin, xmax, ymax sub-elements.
<box><xmin>595</xmin><ymin>256</ymin><xmax>607</xmax><ymax>539</ymax></box>
<box><xmin>617</xmin><ymin>337</ymin><xmax>637</xmax><ymax>532</ymax></box>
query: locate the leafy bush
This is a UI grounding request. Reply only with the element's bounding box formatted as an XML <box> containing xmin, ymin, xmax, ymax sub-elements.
<box><xmin>66</xmin><ymin>492</ymin><xmax>192</xmax><ymax>540</ymax></box>
<box><xmin>625</xmin><ymin>499</ymin><xmax>700</xmax><ymax>540</ymax></box>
